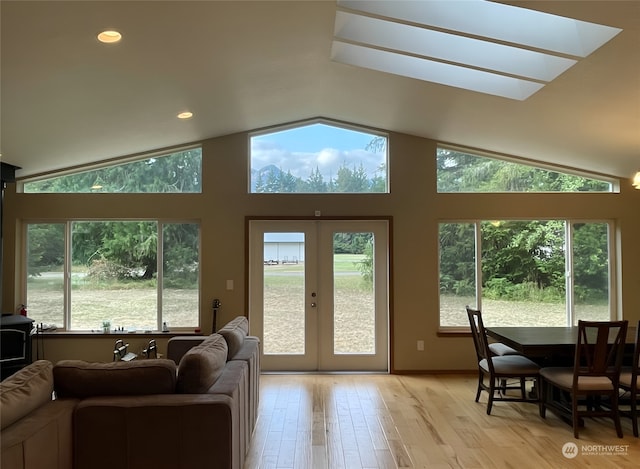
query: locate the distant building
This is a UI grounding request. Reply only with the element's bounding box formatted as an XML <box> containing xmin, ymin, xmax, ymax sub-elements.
<box><xmin>264</xmin><ymin>232</ymin><xmax>304</xmax><ymax>263</ymax></box>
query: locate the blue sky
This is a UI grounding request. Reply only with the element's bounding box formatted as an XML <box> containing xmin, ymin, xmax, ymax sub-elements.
<box><xmin>250</xmin><ymin>123</ymin><xmax>387</xmax><ymax>180</ymax></box>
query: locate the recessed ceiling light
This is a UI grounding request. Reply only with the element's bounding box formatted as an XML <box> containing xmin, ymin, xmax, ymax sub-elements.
<box><xmin>177</xmin><ymin>111</ymin><xmax>194</xmax><ymax>120</ymax></box>
<box><xmin>97</xmin><ymin>30</ymin><xmax>122</xmax><ymax>44</ymax></box>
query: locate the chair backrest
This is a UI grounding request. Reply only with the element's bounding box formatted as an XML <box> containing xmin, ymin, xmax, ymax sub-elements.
<box><xmin>466</xmin><ymin>306</ymin><xmax>492</xmax><ymax>367</ymax></box>
<box><xmin>574</xmin><ymin>320</ymin><xmax>628</xmax><ymax>385</ymax></box>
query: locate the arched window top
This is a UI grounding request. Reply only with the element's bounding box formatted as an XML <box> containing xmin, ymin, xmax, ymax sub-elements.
<box><xmin>249</xmin><ymin>120</ymin><xmax>388</xmax><ymax>194</ymax></box>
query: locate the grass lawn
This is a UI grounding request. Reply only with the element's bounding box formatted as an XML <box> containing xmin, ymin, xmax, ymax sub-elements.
<box><xmin>25</xmin><ymin>255</ymin><xmax>610</xmax><ymax>341</ymax></box>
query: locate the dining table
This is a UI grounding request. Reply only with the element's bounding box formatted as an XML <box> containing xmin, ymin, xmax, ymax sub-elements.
<box><xmin>485</xmin><ymin>325</ymin><xmax>637</xmax><ymax>366</ymax></box>
<box><xmin>486</xmin><ymin>324</ymin><xmax>637</xmax><ymax>429</ymax></box>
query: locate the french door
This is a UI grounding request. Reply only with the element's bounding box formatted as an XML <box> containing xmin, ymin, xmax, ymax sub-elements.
<box><xmin>249</xmin><ymin>219</ymin><xmax>389</xmax><ymax>371</ymax></box>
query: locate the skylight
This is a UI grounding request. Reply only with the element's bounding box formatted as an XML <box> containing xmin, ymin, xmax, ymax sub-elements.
<box><xmin>331</xmin><ymin>0</ymin><xmax>622</xmax><ymax>100</ymax></box>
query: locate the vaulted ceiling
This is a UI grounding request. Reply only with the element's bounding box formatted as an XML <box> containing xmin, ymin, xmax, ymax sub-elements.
<box><xmin>1</xmin><ymin>1</ymin><xmax>638</xmax><ymax>179</ymax></box>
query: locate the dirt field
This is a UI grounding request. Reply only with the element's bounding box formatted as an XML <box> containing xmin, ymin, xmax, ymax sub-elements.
<box><xmin>263</xmin><ymin>285</ymin><xmax>375</xmax><ymax>354</ymax></box>
<box><xmin>24</xmin><ymin>288</ymin><xmax>198</xmax><ymax>331</ymax></box>
<box><xmin>25</xmin><ymin>277</ymin><xmax>608</xmax><ymax>354</ymax></box>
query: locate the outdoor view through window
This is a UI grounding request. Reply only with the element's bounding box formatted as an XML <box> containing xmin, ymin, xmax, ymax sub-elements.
<box><xmin>24</xmin><ymin>148</ymin><xmax>202</xmax><ymax>193</ymax></box>
<box><xmin>439</xmin><ymin>220</ymin><xmax>611</xmax><ymax>328</ymax></box>
<box><xmin>250</xmin><ymin>122</ymin><xmax>388</xmax><ymax>193</ymax></box>
<box><xmin>26</xmin><ymin>221</ymin><xmax>199</xmax><ymax>331</ymax></box>
<box><xmin>437</xmin><ymin>147</ymin><xmax>614</xmax><ymax>328</ymax></box>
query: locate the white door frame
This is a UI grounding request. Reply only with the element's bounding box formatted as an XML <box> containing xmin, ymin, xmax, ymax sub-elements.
<box><xmin>247</xmin><ymin>217</ymin><xmax>391</xmax><ymax>372</ymax></box>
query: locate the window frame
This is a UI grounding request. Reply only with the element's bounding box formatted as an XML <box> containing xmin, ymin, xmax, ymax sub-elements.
<box><xmin>23</xmin><ymin>219</ymin><xmax>201</xmax><ymax>332</ymax></box>
<box><xmin>438</xmin><ymin>218</ymin><xmax>616</xmax><ymax>331</ymax></box>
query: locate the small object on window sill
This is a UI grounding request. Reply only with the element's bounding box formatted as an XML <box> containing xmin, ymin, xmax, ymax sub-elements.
<box><xmin>162</xmin><ymin>322</ymin><xmax>169</xmax><ymax>332</ymax></box>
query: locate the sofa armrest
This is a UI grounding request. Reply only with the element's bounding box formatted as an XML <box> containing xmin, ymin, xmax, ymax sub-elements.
<box><xmin>167</xmin><ymin>336</ymin><xmax>206</xmax><ymax>364</ymax></box>
<box><xmin>74</xmin><ymin>394</ymin><xmax>240</xmax><ymax>469</ymax></box>
<box><xmin>1</xmin><ymin>398</ymin><xmax>78</xmax><ymax>469</ymax></box>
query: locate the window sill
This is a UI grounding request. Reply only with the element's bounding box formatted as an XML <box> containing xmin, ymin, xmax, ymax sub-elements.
<box><xmin>437</xmin><ymin>327</ymin><xmax>471</xmax><ymax>337</ymax></box>
<box><xmin>35</xmin><ymin>330</ymin><xmax>204</xmax><ymax>338</ymax></box>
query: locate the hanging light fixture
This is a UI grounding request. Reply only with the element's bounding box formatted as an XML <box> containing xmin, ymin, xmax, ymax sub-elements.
<box><xmin>633</xmin><ymin>171</ymin><xmax>640</xmax><ymax>189</ymax></box>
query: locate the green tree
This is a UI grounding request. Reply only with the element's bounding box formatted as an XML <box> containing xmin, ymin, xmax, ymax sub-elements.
<box><xmin>370</xmin><ymin>163</ymin><xmax>387</xmax><ymax>192</ymax></box>
<box><xmin>163</xmin><ymin>223</ymin><xmax>199</xmax><ymax>287</ymax></box>
<box><xmin>436</xmin><ymin>149</ymin><xmax>610</xmax><ymax>193</ymax></box>
<box><xmin>25</xmin><ymin>149</ymin><xmax>202</xmax><ymax>193</ymax></box>
<box><xmin>75</xmin><ymin>221</ymin><xmax>158</xmax><ymax>280</ymax></box>
<box><xmin>27</xmin><ymin>224</ymin><xmax>65</xmax><ymax>276</ymax></box>
<box><xmin>279</xmin><ymin>170</ymin><xmax>297</xmax><ymax>193</ymax></box>
<box><xmin>439</xmin><ymin>223</ymin><xmax>476</xmax><ymax>295</ymax></box>
<box><xmin>356</xmin><ymin>239</ymin><xmax>374</xmax><ymax>286</ymax></box>
<box><xmin>335</xmin><ymin>163</ymin><xmax>370</xmax><ymax>192</ymax></box>
<box><xmin>573</xmin><ymin>223</ymin><xmax>609</xmax><ymax>301</ymax></box>
<box><xmin>254</xmin><ymin>170</ymin><xmax>265</xmax><ymax>192</ymax></box>
<box><xmin>306</xmin><ymin>167</ymin><xmax>327</xmax><ymax>192</ymax></box>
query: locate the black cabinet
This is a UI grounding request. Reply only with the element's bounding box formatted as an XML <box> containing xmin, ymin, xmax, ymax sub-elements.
<box><xmin>1</xmin><ymin>315</ymin><xmax>34</xmax><ymax>380</ymax></box>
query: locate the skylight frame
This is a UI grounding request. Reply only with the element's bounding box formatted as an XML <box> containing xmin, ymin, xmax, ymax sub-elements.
<box><xmin>337</xmin><ymin>0</ymin><xmax>622</xmax><ymax>57</ymax></box>
<box><xmin>334</xmin><ymin>11</ymin><xmax>577</xmax><ymax>82</ymax></box>
<box><xmin>331</xmin><ymin>41</ymin><xmax>544</xmax><ymax>100</ymax></box>
<box><xmin>332</xmin><ymin>0</ymin><xmax>622</xmax><ymax>100</ymax></box>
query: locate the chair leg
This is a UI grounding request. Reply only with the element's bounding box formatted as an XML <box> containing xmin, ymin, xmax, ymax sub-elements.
<box><xmin>475</xmin><ymin>370</ymin><xmax>482</xmax><ymax>403</ymax></box>
<box><xmin>631</xmin><ymin>395</ymin><xmax>638</xmax><ymax>438</ymax></box>
<box><xmin>520</xmin><ymin>377</ymin><xmax>526</xmax><ymax>399</ymax></box>
<box><xmin>539</xmin><ymin>379</ymin><xmax>547</xmax><ymax>418</ymax></box>
<box><xmin>500</xmin><ymin>379</ymin><xmax>507</xmax><ymax>395</ymax></box>
<box><xmin>487</xmin><ymin>378</ymin><xmax>495</xmax><ymax>415</ymax></box>
<box><xmin>611</xmin><ymin>392</ymin><xmax>623</xmax><ymax>438</ymax></box>
<box><xmin>572</xmin><ymin>393</ymin><xmax>580</xmax><ymax>439</ymax></box>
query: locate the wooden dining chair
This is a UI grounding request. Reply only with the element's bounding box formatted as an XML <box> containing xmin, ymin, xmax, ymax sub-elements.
<box><xmin>619</xmin><ymin>320</ymin><xmax>639</xmax><ymax>437</ymax></box>
<box><xmin>539</xmin><ymin>320</ymin><xmax>628</xmax><ymax>438</ymax></box>
<box><xmin>466</xmin><ymin>306</ymin><xmax>540</xmax><ymax>415</ymax></box>
<box><xmin>473</xmin><ymin>309</ymin><xmax>522</xmax><ymax>392</ymax></box>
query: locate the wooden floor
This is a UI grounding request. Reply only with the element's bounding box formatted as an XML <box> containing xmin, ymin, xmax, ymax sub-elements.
<box><xmin>245</xmin><ymin>373</ymin><xmax>639</xmax><ymax>469</ymax></box>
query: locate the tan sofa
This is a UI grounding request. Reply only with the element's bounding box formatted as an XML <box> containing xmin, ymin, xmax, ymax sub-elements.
<box><xmin>0</xmin><ymin>316</ymin><xmax>260</xmax><ymax>469</ymax></box>
<box><xmin>168</xmin><ymin>315</ymin><xmax>261</xmax><ymax>457</ymax></box>
<box><xmin>1</xmin><ymin>360</ymin><xmax>78</xmax><ymax>469</ymax></box>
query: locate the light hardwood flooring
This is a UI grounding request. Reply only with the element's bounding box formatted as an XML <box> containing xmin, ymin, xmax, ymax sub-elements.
<box><xmin>245</xmin><ymin>373</ymin><xmax>639</xmax><ymax>469</ymax></box>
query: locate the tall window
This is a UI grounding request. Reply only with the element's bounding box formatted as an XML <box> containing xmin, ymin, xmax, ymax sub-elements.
<box><xmin>26</xmin><ymin>221</ymin><xmax>199</xmax><ymax>331</ymax></box>
<box><xmin>439</xmin><ymin>220</ymin><xmax>612</xmax><ymax>327</ymax></box>
<box><xmin>24</xmin><ymin>148</ymin><xmax>202</xmax><ymax>193</ymax></box>
<box><xmin>250</xmin><ymin>121</ymin><xmax>388</xmax><ymax>193</ymax></box>
<box><xmin>437</xmin><ymin>147</ymin><xmax>613</xmax><ymax>192</ymax></box>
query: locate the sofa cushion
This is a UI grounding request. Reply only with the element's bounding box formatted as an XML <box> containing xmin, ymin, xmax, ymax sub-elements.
<box><xmin>0</xmin><ymin>360</ymin><xmax>54</xmax><ymax>430</ymax></box>
<box><xmin>218</xmin><ymin>316</ymin><xmax>248</xmax><ymax>360</ymax></box>
<box><xmin>53</xmin><ymin>359</ymin><xmax>177</xmax><ymax>398</ymax></box>
<box><xmin>177</xmin><ymin>333</ymin><xmax>228</xmax><ymax>393</ymax></box>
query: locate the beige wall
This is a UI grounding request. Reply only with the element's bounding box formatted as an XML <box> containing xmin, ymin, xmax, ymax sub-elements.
<box><xmin>3</xmin><ymin>130</ymin><xmax>640</xmax><ymax>370</ymax></box>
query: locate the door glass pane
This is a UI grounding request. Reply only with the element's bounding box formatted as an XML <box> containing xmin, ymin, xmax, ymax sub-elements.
<box><xmin>162</xmin><ymin>223</ymin><xmax>200</xmax><ymax>328</ymax></box>
<box><xmin>439</xmin><ymin>223</ymin><xmax>476</xmax><ymax>327</ymax></box>
<box><xmin>26</xmin><ymin>223</ymin><xmax>65</xmax><ymax>328</ymax></box>
<box><xmin>263</xmin><ymin>232</ymin><xmax>305</xmax><ymax>354</ymax></box>
<box><xmin>573</xmin><ymin>222</ymin><xmax>610</xmax><ymax>322</ymax></box>
<box><xmin>70</xmin><ymin>221</ymin><xmax>157</xmax><ymax>331</ymax></box>
<box><xmin>333</xmin><ymin>232</ymin><xmax>375</xmax><ymax>354</ymax></box>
